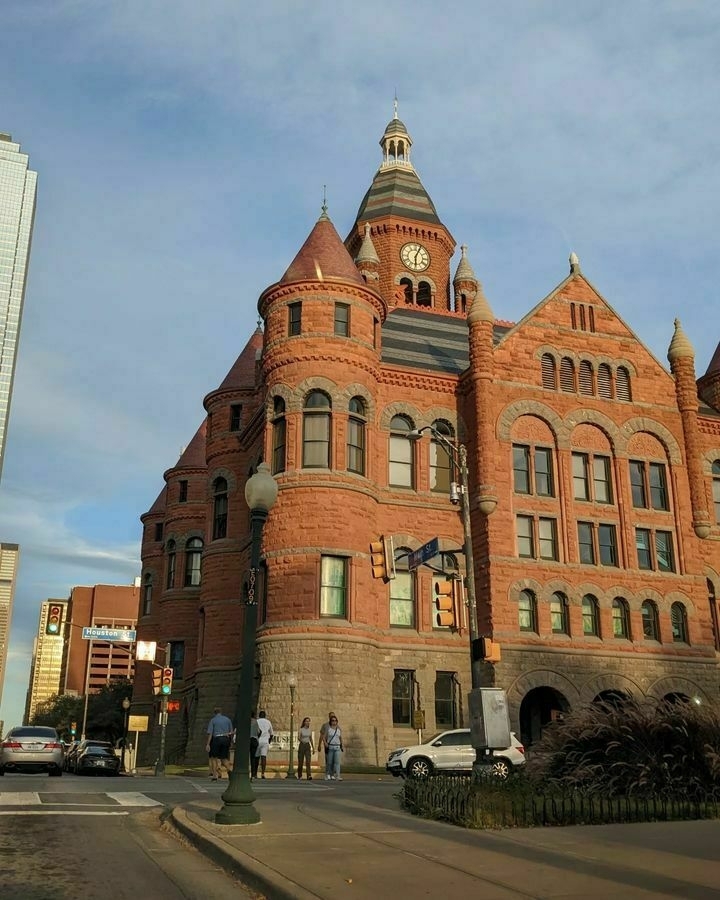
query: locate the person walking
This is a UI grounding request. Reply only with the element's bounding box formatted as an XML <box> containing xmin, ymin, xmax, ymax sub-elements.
<box><xmin>255</xmin><ymin>709</ymin><xmax>273</xmax><ymax>779</ymax></box>
<box><xmin>318</xmin><ymin>711</ymin><xmax>335</xmax><ymax>769</ymax></box>
<box><xmin>205</xmin><ymin>706</ymin><xmax>234</xmax><ymax>781</ymax></box>
<box><xmin>323</xmin><ymin>714</ymin><xmax>344</xmax><ymax>781</ymax></box>
<box><xmin>250</xmin><ymin>710</ymin><xmax>260</xmax><ymax>780</ymax></box>
<box><xmin>297</xmin><ymin>716</ymin><xmax>314</xmax><ymax>780</ymax></box>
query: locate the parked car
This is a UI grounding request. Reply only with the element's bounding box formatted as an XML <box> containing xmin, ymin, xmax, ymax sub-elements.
<box><xmin>74</xmin><ymin>742</ymin><xmax>120</xmax><ymax>776</ymax></box>
<box><xmin>63</xmin><ymin>740</ymin><xmax>80</xmax><ymax>771</ymax></box>
<box><xmin>67</xmin><ymin>739</ymin><xmax>112</xmax><ymax>774</ymax></box>
<box><xmin>386</xmin><ymin>728</ymin><xmax>525</xmax><ymax>779</ymax></box>
<box><xmin>0</xmin><ymin>725</ymin><xmax>64</xmax><ymax>776</ymax></box>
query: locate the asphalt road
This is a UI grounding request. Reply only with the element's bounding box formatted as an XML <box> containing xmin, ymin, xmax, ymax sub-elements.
<box><xmin>0</xmin><ymin>771</ymin><xmax>268</xmax><ymax>900</ymax></box>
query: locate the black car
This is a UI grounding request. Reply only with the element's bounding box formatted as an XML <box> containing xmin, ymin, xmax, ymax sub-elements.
<box><xmin>75</xmin><ymin>744</ymin><xmax>120</xmax><ymax>776</ymax></box>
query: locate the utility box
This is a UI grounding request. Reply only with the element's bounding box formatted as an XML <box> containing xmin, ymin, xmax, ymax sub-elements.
<box><xmin>468</xmin><ymin>688</ymin><xmax>511</xmax><ymax>750</ymax></box>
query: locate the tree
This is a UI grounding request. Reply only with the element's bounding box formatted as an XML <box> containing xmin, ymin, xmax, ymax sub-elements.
<box><xmin>31</xmin><ymin>678</ymin><xmax>132</xmax><ymax>743</ymax></box>
<box><xmin>32</xmin><ymin>694</ymin><xmax>83</xmax><ymax>738</ymax></box>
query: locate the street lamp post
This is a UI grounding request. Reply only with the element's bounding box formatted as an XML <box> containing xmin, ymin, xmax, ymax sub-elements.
<box><xmin>216</xmin><ymin>462</ymin><xmax>278</xmax><ymax>826</ymax></box>
<box><xmin>285</xmin><ymin>674</ymin><xmax>297</xmax><ymax>779</ymax></box>
<box><xmin>121</xmin><ymin>697</ymin><xmax>130</xmax><ymax>773</ymax></box>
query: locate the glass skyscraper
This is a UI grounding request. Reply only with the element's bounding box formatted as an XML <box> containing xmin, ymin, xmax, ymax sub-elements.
<box><xmin>0</xmin><ymin>133</ymin><xmax>36</xmax><ymax>480</ymax></box>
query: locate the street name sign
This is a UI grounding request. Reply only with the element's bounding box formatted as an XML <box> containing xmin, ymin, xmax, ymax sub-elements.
<box><xmin>81</xmin><ymin>627</ymin><xmax>137</xmax><ymax>642</ymax></box>
<box><xmin>407</xmin><ymin>537</ymin><xmax>439</xmax><ymax>571</ymax></box>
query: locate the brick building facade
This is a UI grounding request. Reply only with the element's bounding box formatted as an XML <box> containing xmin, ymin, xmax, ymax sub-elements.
<box><xmin>133</xmin><ymin>111</ymin><xmax>720</xmax><ymax>767</ymax></box>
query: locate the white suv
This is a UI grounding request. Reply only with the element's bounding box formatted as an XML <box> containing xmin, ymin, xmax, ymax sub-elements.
<box><xmin>386</xmin><ymin>728</ymin><xmax>525</xmax><ymax>779</ymax></box>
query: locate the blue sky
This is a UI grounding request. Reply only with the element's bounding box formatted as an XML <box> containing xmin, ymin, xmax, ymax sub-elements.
<box><xmin>1</xmin><ymin>1</ymin><xmax>719</xmax><ymax>728</ymax></box>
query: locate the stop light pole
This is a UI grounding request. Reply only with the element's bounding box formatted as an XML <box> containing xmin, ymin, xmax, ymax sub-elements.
<box><xmin>154</xmin><ymin>644</ymin><xmax>171</xmax><ymax>776</ymax></box>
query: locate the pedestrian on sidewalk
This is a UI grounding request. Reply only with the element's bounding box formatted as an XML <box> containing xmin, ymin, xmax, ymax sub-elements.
<box><xmin>250</xmin><ymin>710</ymin><xmax>260</xmax><ymax>780</ymax></box>
<box><xmin>323</xmin><ymin>715</ymin><xmax>344</xmax><ymax>781</ymax></box>
<box><xmin>255</xmin><ymin>709</ymin><xmax>273</xmax><ymax>779</ymax></box>
<box><xmin>297</xmin><ymin>716</ymin><xmax>314</xmax><ymax>780</ymax></box>
<box><xmin>205</xmin><ymin>706</ymin><xmax>234</xmax><ymax>781</ymax></box>
<box><xmin>318</xmin><ymin>711</ymin><xmax>334</xmax><ymax>769</ymax></box>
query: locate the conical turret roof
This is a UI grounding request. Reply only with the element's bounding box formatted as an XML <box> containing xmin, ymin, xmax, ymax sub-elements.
<box><xmin>703</xmin><ymin>340</ymin><xmax>720</xmax><ymax>377</ymax></box>
<box><xmin>216</xmin><ymin>328</ymin><xmax>263</xmax><ymax>391</ymax></box>
<box><xmin>355</xmin><ymin>222</ymin><xmax>380</xmax><ymax>265</ymax></box>
<box><xmin>174</xmin><ymin>419</ymin><xmax>207</xmax><ymax>470</ymax></box>
<box><xmin>453</xmin><ymin>245</ymin><xmax>478</xmax><ymax>284</ymax></box>
<box><xmin>280</xmin><ymin>210</ymin><xmax>365</xmax><ymax>286</ymax></box>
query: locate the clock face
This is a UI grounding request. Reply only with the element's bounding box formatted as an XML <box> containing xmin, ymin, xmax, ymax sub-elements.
<box><xmin>400</xmin><ymin>242</ymin><xmax>430</xmax><ymax>272</ymax></box>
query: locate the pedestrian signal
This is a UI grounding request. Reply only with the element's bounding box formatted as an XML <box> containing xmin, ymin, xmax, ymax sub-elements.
<box><xmin>160</xmin><ymin>667</ymin><xmax>174</xmax><ymax>696</ymax></box>
<box><xmin>45</xmin><ymin>604</ymin><xmax>63</xmax><ymax>635</ymax></box>
<box><xmin>152</xmin><ymin>668</ymin><xmax>162</xmax><ymax>696</ymax></box>
<box><xmin>434</xmin><ymin>577</ymin><xmax>457</xmax><ymax>629</ymax></box>
<box><xmin>369</xmin><ymin>536</ymin><xmax>395</xmax><ymax>582</ymax></box>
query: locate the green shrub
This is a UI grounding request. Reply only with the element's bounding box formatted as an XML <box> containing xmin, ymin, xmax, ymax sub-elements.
<box><xmin>526</xmin><ymin>698</ymin><xmax>720</xmax><ymax>799</ymax></box>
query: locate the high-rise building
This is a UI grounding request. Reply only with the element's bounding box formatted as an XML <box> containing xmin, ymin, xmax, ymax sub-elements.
<box><xmin>135</xmin><ymin>109</ymin><xmax>720</xmax><ymax>767</ymax></box>
<box><xmin>0</xmin><ymin>134</ymin><xmax>36</xmax><ymax>481</ymax></box>
<box><xmin>0</xmin><ymin>542</ymin><xmax>19</xmax><ymax>709</ymax></box>
<box><xmin>24</xmin><ymin>599</ymin><xmax>67</xmax><ymax>723</ymax></box>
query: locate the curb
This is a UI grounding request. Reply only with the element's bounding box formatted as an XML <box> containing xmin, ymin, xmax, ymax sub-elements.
<box><xmin>168</xmin><ymin>805</ymin><xmax>319</xmax><ymax>900</ymax></box>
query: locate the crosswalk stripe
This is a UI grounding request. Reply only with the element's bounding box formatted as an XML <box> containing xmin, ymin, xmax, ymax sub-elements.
<box><xmin>0</xmin><ymin>792</ymin><xmax>41</xmax><ymax>805</ymax></box>
<box><xmin>0</xmin><ymin>810</ymin><xmax>129</xmax><ymax>816</ymax></box>
<box><xmin>106</xmin><ymin>791</ymin><xmax>162</xmax><ymax>807</ymax></box>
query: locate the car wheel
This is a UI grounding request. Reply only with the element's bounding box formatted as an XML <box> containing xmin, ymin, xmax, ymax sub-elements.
<box><xmin>407</xmin><ymin>757</ymin><xmax>433</xmax><ymax>779</ymax></box>
<box><xmin>490</xmin><ymin>758</ymin><xmax>511</xmax><ymax>779</ymax></box>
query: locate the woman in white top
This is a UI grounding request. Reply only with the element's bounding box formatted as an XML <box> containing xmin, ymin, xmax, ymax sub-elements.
<box><xmin>255</xmin><ymin>709</ymin><xmax>273</xmax><ymax>779</ymax></box>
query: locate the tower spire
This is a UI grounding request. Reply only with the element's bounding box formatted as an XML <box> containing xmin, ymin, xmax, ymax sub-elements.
<box><xmin>393</xmin><ymin>92</ymin><xmax>398</xmax><ymax>120</ymax></box>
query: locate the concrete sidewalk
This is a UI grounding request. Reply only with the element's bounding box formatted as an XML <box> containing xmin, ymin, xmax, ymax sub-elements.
<box><xmin>167</xmin><ymin>784</ymin><xmax>720</xmax><ymax>899</ymax></box>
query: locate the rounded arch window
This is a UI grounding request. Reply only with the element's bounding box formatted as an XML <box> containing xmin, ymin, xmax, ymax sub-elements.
<box><xmin>641</xmin><ymin>600</ymin><xmax>660</xmax><ymax>640</ymax></box>
<box><xmin>347</xmin><ymin>396</ymin><xmax>367</xmax><ymax>475</ymax></box>
<box><xmin>165</xmin><ymin>539</ymin><xmax>176</xmax><ymax>590</ymax></box>
<box><xmin>712</xmin><ymin>459</ymin><xmax>720</xmax><ymax>524</ymax></box>
<box><xmin>399</xmin><ymin>278</ymin><xmax>413</xmax><ymax>304</ymax></box>
<box><xmin>670</xmin><ymin>602</ymin><xmax>688</xmax><ymax>643</ymax></box>
<box><xmin>430</xmin><ymin>419</ymin><xmax>455</xmax><ymax>494</ymax></box>
<box><xmin>390</xmin><ymin>546</ymin><xmax>415</xmax><ymax>628</ymax></box>
<box><xmin>582</xmin><ymin>594</ymin><xmax>600</xmax><ymax>636</ymax></box>
<box><xmin>518</xmin><ymin>589</ymin><xmax>537</xmax><ymax>633</ymax></box>
<box><xmin>389</xmin><ymin>415</ymin><xmax>415</xmax><ymax>488</ymax></box>
<box><xmin>612</xmin><ymin>597</ymin><xmax>630</xmax><ymax>639</ymax></box>
<box><xmin>272</xmin><ymin>397</ymin><xmax>286</xmax><ymax>475</ymax></box>
<box><xmin>550</xmin><ymin>592</ymin><xmax>569</xmax><ymax>634</ymax></box>
<box><xmin>303</xmin><ymin>391</ymin><xmax>332</xmax><ymax>468</ymax></box>
<box><xmin>417</xmin><ymin>281</ymin><xmax>432</xmax><ymax>307</ymax></box>
<box><xmin>184</xmin><ymin>537</ymin><xmax>203</xmax><ymax>587</ymax></box>
<box><xmin>212</xmin><ymin>478</ymin><xmax>228</xmax><ymax>540</ymax></box>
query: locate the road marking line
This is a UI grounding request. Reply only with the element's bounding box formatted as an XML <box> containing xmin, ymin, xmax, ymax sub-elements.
<box><xmin>0</xmin><ymin>792</ymin><xmax>41</xmax><ymax>805</ymax></box>
<box><xmin>106</xmin><ymin>791</ymin><xmax>162</xmax><ymax>807</ymax></box>
<box><xmin>0</xmin><ymin>810</ymin><xmax>129</xmax><ymax>816</ymax></box>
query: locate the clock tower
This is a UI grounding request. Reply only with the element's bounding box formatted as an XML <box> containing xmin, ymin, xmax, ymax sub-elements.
<box><xmin>346</xmin><ymin>105</ymin><xmax>458</xmax><ymax>314</ymax></box>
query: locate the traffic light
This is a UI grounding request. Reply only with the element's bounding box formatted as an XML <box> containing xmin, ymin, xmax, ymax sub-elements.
<box><xmin>45</xmin><ymin>604</ymin><xmax>63</xmax><ymax>635</ymax></box>
<box><xmin>370</xmin><ymin>536</ymin><xmax>395</xmax><ymax>582</ymax></box>
<box><xmin>152</xmin><ymin>668</ymin><xmax>162</xmax><ymax>696</ymax></box>
<box><xmin>70</xmin><ymin>721</ymin><xmax>77</xmax><ymax>736</ymax></box>
<box><xmin>482</xmin><ymin>637</ymin><xmax>502</xmax><ymax>664</ymax></box>
<box><xmin>160</xmin><ymin>667</ymin><xmax>174</xmax><ymax>696</ymax></box>
<box><xmin>434</xmin><ymin>576</ymin><xmax>457</xmax><ymax>629</ymax></box>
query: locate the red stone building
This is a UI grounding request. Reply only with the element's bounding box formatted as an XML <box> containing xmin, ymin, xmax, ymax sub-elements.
<box><xmin>134</xmin><ymin>111</ymin><xmax>720</xmax><ymax>766</ymax></box>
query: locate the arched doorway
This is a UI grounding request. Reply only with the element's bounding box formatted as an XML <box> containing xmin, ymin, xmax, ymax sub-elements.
<box><xmin>519</xmin><ymin>686</ymin><xmax>570</xmax><ymax>747</ymax></box>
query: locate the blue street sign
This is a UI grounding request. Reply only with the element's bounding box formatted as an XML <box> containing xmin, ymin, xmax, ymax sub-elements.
<box><xmin>407</xmin><ymin>537</ymin><xmax>440</xmax><ymax>571</ymax></box>
<box><xmin>81</xmin><ymin>627</ymin><xmax>137</xmax><ymax>642</ymax></box>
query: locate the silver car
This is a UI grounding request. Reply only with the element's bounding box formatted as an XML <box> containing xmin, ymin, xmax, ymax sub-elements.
<box><xmin>0</xmin><ymin>725</ymin><xmax>64</xmax><ymax>776</ymax></box>
<box><xmin>386</xmin><ymin>728</ymin><xmax>526</xmax><ymax>779</ymax></box>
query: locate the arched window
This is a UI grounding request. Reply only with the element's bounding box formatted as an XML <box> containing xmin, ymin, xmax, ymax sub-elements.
<box><xmin>541</xmin><ymin>354</ymin><xmax>557</xmax><ymax>390</ymax></box>
<box><xmin>165</xmin><ymin>539</ymin><xmax>176</xmax><ymax>589</ymax></box>
<box><xmin>303</xmin><ymin>390</ymin><xmax>332</xmax><ymax>468</ymax></box>
<box><xmin>597</xmin><ymin>363</ymin><xmax>613</xmax><ymax>398</ymax></box>
<box><xmin>389</xmin><ymin>415</ymin><xmax>415</xmax><ymax>488</ymax></box>
<box><xmin>641</xmin><ymin>600</ymin><xmax>660</xmax><ymax>640</ymax></box>
<box><xmin>212</xmin><ymin>478</ymin><xmax>228</xmax><ymax>540</ymax></box>
<box><xmin>184</xmin><ymin>537</ymin><xmax>203</xmax><ymax>587</ymax></box>
<box><xmin>616</xmin><ymin>367</ymin><xmax>632</xmax><ymax>401</ymax></box>
<box><xmin>560</xmin><ymin>357</ymin><xmax>575</xmax><ymax>392</ymax></box>
<box><xmin>430</xmin><ymin>420</ymin><xmax>454</xmax><ymax>494</ymax></box>
<box><xmin>400</xmin><ymin>278</ymin><xmax>413</xmax><ymax>304</ymax></box>
<box><xmin>518</xmin><ymin>589</ymin><xmax>537</xmax><ymax>633</ymax></box>
<box><xmin>142</xmin><ymin>573</ymin><xmax>152</xmax><ymax>616</ymax></box>
<box><xmin>582</xmin><ymin>594</ymin><xmax>600</xmax><ymax>636</ymax></box>
<box><xmin>417</xmin><ymin>281</ymin><xmax>432</xmax><ymax>307</ymax></box>
<box><xmin>708</xmin><ymin>578</ymin><xmax>720</xmax><ymax>651</ymax></box>
<box><xmin>712</xmin><ymin>459</ymin><xmax>720</xmax><ymax>524</ymax></box>
<box><xmin>272</xmin><ymin>397</ymin><xmax>286</xmax><ymax>475</ymax></box>
<box><xmin>612</xmin><ymin>597</ymin><xmax>630</xmax><ymax>639</ymax></box>
<box><xmin>550</xmin><ymin>592</ymin><xmax>569</xmax><ymax>634</ymax></box>
<box><xmin>390</xmin><ymin>547</ymin><xmax>415</xmax><ymax>627</ymax></box>
<box><xmin>579</xmin><ymin>360</ymin><xmax>594</xmax><ymax>395</ymax></box>
<box><xmin>671</xmin><ymin>602</ymin><xmax>689</xmax><ymax>643</ymax></box>
<box><xmin>347</xmin><ymin>396</ymin><xmax>366</xmax><ymax>475</ymax></box>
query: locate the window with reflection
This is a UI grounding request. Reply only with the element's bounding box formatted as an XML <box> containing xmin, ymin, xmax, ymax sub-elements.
<box><xmin>612</xmin><ymin>598</ymin><xmax>630</xmax><ymax>638</ymax></box>
<box><xmin>165</xmin><ymin>539</ymin><xmax>176</xmax><ymax>589</ymax></box>
<box><xmin>518</xmin><ymin>589</ymin><xmax>537</xmax><ymax>633</ymax></box>
<box><xmin>334</xmin><ymin>302</ymin><xmax>350</xmax><ymax>337</ymax></box>
<box><xmin>430</xmin><ymin>420</ymin><xmax>454</xmax><ymax>494</ymax></box>
<box><xmin>303</xmin><ymin>391</ymin><xmax>332</xmax><ymax>468</ymax></box>
<box><xmin>212</xmin><ymin>478</ymin><xmax>228</xmax><ymax>540</ymax></box>
<box><xmin>392</xmin><ymin>670</ymin><xmax>414</xmax><ymax>725</ymax></box>
<box><xmin>389</xmin><ymin>415</ymin><xmax>414</xmax><ymax>487</ymax></box>
<box><xmin>390</xmin><ymin>548</ymin><xmax>415</xmax><ymax>627</ymax></box>
<box><xmin>184</xmin><ymin>537</ymin><xmax>203</xmax><ymax>587</ymax></box>
<box><xmin>142</xmin><ymin>574</ymin><xmax>153</xmax><ymax>616</ymax></box>
<box><xmin>582</xmin><ymin>594</ymin><xmax>600</xmax><ymax>636</ymax></box>
<box><xmin>320</xmin><ymin>555</ymin><xmax>347</xmax><ymax>617</ymax></box>
<box><xmin>434</xmin><ymin>672</ymin><xmax>457</xmax><ymax>727</ymax></box>
<box><xmin>671</xmin><ymin>602</ymin><xmax>688</xmax><ymax>643</ymax></box>
<box><xmin>641</xmin><ymin>600</ymin><xmax>660</xmax><ymax>640</ymax></box>
<box><xmin>550</xmin><ymin>592</ymin><xmax>569</xmax><ymax>634</ymax></box>
<box><xmin>712</xmin><ymin>460</ymin><xmax>720</xmax><ymax>523</ymax></box>
<box><xmin>271</xmin><ymin>397</ymin><xmax>286</xmax><ymax>475</ymax></box>
<box><xmin>347</xmin><ymin>396</ymin><xmax>366</xmax><ymax>475</ymax></box>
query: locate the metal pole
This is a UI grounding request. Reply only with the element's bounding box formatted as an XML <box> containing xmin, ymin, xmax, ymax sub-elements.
<box><xmin>458</xmin><ymin>444</ymin><xmax>483</xmax><ymax>690</ymax></box>
<box><xmin>286</xmin><ymin>684</ymin><xmax>296</xmax><ymax>778</ymax></box>
<box><xmin>216</xmin><ymin>508</ymin><xmax>267</xmax><ymax>825</ymax></box>
<box><xmin>121</xmin><ymin>702</ymin><xmax>130</xmax><ymax>773</ymax></box>
<box><xmin>154</xmin><ymin>644</ymin><xmax>171</xmax><ymax>776</ymax></box>
<box><xmin>80</xmin><ymin>640</ymin><xmax>93</xmax><ymax>740</ymax></box>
